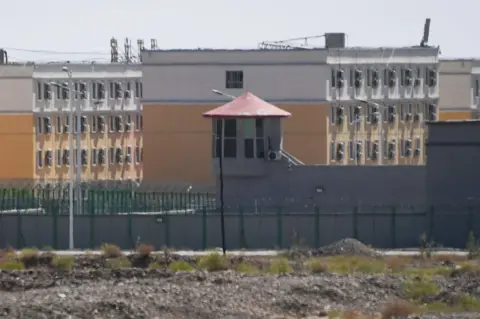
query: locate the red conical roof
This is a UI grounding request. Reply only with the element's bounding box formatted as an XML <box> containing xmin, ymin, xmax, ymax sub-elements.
<box><xmin>203</xmin><ymin>92</ymin><xmax>291</xmax><ymax>118</ymax></box>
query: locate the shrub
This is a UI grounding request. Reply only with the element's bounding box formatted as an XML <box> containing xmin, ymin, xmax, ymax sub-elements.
<box><xmin>305</xmin><ymin>258</ymin><xmax>328</xmax><ymax>273</ymax></box>
<box><xmin>0</xmin><ymin>260</ymin><xmax>24</xmax><ymax>270</ymax></box>
<box><xmin>467</xmin><ymin>231</ymin><xmax>480</xmax><ymax>260</ymax></box>
<box><xmin>101</xmin><ymin>243</ymin><xmax>122</xmax><ymax>258</ymax></box>
<box><xmin>136</xmin><ymin>244</ymin><xmax>153</xmax><ymax>257</ymax></box>
<box><xmin>52</xmin><ymin>255</ymin><xmax>75</xmax><ymax>271</ymax></box>
<box><xmin>197</xmin><ymin>253</ymin><xmax>228</xmax><ymax>272</ymax></box>
<box><xmin>267</xmin><ymin>258</ymin><xmax>293</xmax><ymax>274</ymax></box>
<box><xmin>380</xmin><ymin>299</ymin><xmax>416</xmax><ymax>319</ymax></box>
<box><xmin>20</xmin><ymin>248</ymin><xmax>39</xmax><ymax>268</ymax></box>
<box><xmin>168</xmin><ymin>261</ymin><xmax>194</xmax><ymax>272</ymax></box>
<box><xmin>148</xmin><ymin>262</ymin><xmax>163</xmax><ymax>269</ymax></box>
<box><xmin>236</xmin><ymin>262</ymin><xmax>260</xmax><ymax>274</ymax></box>
<box><xmin>106</xmin><ymin>257</ymin><xmax>131</xmax><ymax>269</ymax></box>
<box><xmin>402</xmin><ymin>278</ymin><xmax>440</xmax><ymax>301</ymax></box>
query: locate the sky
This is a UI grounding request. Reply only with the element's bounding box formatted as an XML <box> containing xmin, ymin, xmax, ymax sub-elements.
<box><xmin>1</xmin><ymin>0</ymin><xmax>477</xmax><ymax>62</ymax></box>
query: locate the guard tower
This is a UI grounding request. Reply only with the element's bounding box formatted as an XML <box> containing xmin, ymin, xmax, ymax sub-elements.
<box><xmin>203</xmin><ymin>92</ymin><xmax>292</xmax><ymax>178</ymax></box>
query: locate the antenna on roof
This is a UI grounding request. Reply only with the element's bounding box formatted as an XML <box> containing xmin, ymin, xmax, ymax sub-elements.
<box><xmin>137</xmin><ymin>39</ymin><xmax>144</xmax><ymax>62</ymax></box>
<box><xmin>420</xmin><ymin>18</ymin><xmax>431</xmax><ymax>47</ymax></box>
<box><xmin>124</xmin><ymin>38</ymin><xmax>132</xmax><ymax>64</ymax></box>
<box><xmin>150</xmin><ymin>39</ymin><xmax>158</xmax><ymax>50</ymax></box>
<box><xmin>110</xmin><ymin>38</ymin><xmax>119</xmax><ymax>63</ymax></box>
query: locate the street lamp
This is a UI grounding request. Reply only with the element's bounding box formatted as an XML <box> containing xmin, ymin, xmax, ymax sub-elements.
<box><xmin>356</xmin><ymin>99</ymin><xmax>384</xmax><ymax>166</ymax></box>
<box><xmin>62</xmin><ymin>67</ymin><xmax>75</xmax><ymax>249</ymax></box>
<box><xmin>210</xmin><ymin>89</ymin><xmax>237</xmax><ymax>255</ymax></box>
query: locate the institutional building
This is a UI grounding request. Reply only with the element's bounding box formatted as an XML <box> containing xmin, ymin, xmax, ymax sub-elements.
<box><xmin>141</xmin><ymin>38</ymin><xmax>440</xmax><ymax>184</ymax></box>
<box><xmin>0</xmin><ymin>62</ymin><xmax>143</xmax><ymax>182</ymax></box>
<box><xmin>438</xmin><ymin>59</ymin><xmax>480</xmax><ymax>120</ymax></box>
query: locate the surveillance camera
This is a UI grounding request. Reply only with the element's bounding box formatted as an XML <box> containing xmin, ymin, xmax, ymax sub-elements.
<box><xmin>61</xmin><ymin>66</ymin><xmax>69</xmax><ymax>72</ymax></box>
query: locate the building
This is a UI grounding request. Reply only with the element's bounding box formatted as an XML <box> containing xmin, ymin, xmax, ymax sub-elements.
<box><xmin>141</xmin><ymin>37</ymin><xmax>440</xmax><ymax>184</ymax></box>
<box><xmin>327</xmin><ymin>47</ymin><xmax>439</xmax><ymax>165</ymax></box>
<box><xmin>438</xmin><ymin>59</ymin><xmax>474</xmax><ymax>120</ymax></box>
<box><xmin>0</xmin><ymin>62</ymin><xmax>144</xmax><ymax>182</ymax></box>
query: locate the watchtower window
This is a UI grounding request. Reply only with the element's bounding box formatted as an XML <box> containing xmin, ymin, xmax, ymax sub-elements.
<box><xmin>243</xmin><ymin>118</ymin><xmax>265</xmax><ymax>159</ymax></box>
<box><xmin>213</xmin><ymin>119</ymin><xmax>237</xmax><ymax>158</ymax></box>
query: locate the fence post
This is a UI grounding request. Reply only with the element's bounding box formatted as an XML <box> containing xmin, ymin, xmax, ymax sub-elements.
<box><xmin>239</xmin><ymin>206</ymin><xmax>246</xmax><ymax>249</ymax></box>
<box><xmin>352</xmin><ymin>206</ymin><xmax>358</xmax><ymax>239</ymax></box>
<box><xmin>127</xmin><ymin>212</ymin><xmax>133</xmax><ymax>249</ymax></box>
<box><xmin>17</xmin><ymin>213</ymin><xmax>23</xmax><ymax>249</ymax></box>
<box><xmin>428</xmin><ymin>205</ymin><xmax>435</xmax><ymax>242</ymax></box>
<box><xmin>89</xmin><ymin>191</ymin><xmax>95</xmax><ymax>249</ymax></box>
<box><xmin>276</xmin><ymin>206</ymin><xmax>283</xmax><ymax>249</ymax></box>
<box><xmin>164</xmin><ymin>212</ymin><xmax>171</xmax><ymax>248</ymax></box>
<box><xmin>390</xmin><ymin>205</ymin><xmax>396</xmax><ymax>249</ymax></box>
<box><xmin>314</xmin><ymin>206</ymin><xmax>320</xmax><ymax>248</ymax></box>
<box><xmin>52</xmin><ymin>204</ymin><xmax>58</xmax><ymax>250</ymax></box>
<box><xmin>202</xmin><ymin>206</ymin><xmax>207</xmax><ymax>250</ymax></box>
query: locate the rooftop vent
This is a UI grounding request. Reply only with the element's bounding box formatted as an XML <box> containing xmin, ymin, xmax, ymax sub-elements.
<box><xmin>325</xmin><ymin>33</ymin><xmax>346</xmax><ymax>49</ymax></box>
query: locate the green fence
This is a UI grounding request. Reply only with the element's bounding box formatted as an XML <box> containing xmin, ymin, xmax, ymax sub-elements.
<box><xmin>2</xmin><ymin>204</ymin><xmax>480</xmax><ymax>250</ymax></box>
<box><xmin>0</xmin><ymin>185</ymin><xmax>216</xmax><ymax>214</ymax></box>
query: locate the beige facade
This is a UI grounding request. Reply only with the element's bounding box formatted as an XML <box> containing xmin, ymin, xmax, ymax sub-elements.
<box><xmin>32</xmin><ymin>63</ymin><xmax>144</xmax><ymax>182</ymax></box>
<box><xmin>327</xmin><ymin>102</ymin><xmax>428</xmax><ymax>165</ymax></box>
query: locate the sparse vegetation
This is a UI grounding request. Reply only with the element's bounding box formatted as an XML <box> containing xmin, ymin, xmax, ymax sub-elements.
<box><xmin>0</xmin><ymin>259</ymin><xmax>25</xmax><ymax>270</ymax></box>
<box><xmin>168</xmin><ymin>261</ymin><xmax>194</xmax><ymax>272</ymax></box>
<box><xmin>135</xmin><ymin>244</ymin><xmax>153</xmax><ymax>257</ymax></box>
<box><xmin>235</xmin><ymin>262</ymin><xmax>260</xmax><ymax>274</ymax></box>
<box><xmin>19</xmin><ymin>248</ymin><xmax>39</xmax><ymax>268</ymax></box>
<box><xmin>197</xmin><ymin>253</ymin><xmax>228</xmax><ymax>272</ymax></box>
<box><xmin>148</xmin><ymin>262</ymin><xmax>163</xmax><ymax>269</ymax></box>
<box><xmin>305</xmin><ymin>258</ymin><xmax>328</xmax><ymax>273</ymax></box>
<box><xmin>101</xmin><ymin>243</ymin><xmax>122</xmax><ymax>258</ymax></box>
<box><xmin>466</xmin><ymin>231</ymin><xmax>480</xmax><ymax>260</ymax></box>
<box><xmin>379</xmin><ymin>299</ymin><xmax>417</xmax><ymax>319</ymax></box>
<box><xmin>267</xmin><ymin>258</ymin><xmax>292</xmax><ymax>274</ymax></box>
<box><xmin>402</xmin><ymin>277</ymin><xmax>440</xmax><ymax>301</ymax></box>
<box><xmin>106</xmin><ymin>257</ymin><xmax>131</xmax><ymax>269</ymax></box>
<box><xmin>52</xmin><ymin>255</ymin><xmax>75</xmax><ymax>270</ymax></box>
<box><xmin>419</xmin><ymin>232</ymin><xmax>436</xmax><ymax>259</ymax></box>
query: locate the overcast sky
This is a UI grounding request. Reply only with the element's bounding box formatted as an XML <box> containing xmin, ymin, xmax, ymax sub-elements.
<box><xmin>1</xmin><ymin>0</ymin><xmax>476</xmax><ymax>62</ymax></box>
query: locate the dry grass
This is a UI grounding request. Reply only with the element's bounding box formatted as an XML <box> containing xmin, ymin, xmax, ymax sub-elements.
<box><xmin>135</xmin><ymin>244</ymin><xmax>153</xmax><ymax>257</ymax></box>
<box><xmin>379</xmin><ymin>299</ymin><xmax>416</xmax><ymax>319</ymax></box>
<box><xmin>101</xmin><ymin>243</ymin><xmax>122</xmax><ymax>258</ymax></box>
<box><xmin>197</xmin><ymin>253</ymin><xmax>228</xmax><ymax>272</ymax></box>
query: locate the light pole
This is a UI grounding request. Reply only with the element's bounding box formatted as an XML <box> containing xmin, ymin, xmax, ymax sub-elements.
<box><xmin>356</xmin><ymin>99</ymin><xmax>384</xmax><ymax>165</ymax></box>
<box><xmin>210</xmin><ymin>89</ymin><xmax>237</xmax><ymax>255</ymax></box>
<box><xmin>61</xmin><ymin>66</ymin><xmax>75</xmax><ymax>249</ymax></box>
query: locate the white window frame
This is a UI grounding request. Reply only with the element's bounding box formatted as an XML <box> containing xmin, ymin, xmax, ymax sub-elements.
<box><xmin>36</xmin><ymin>117</ymin><xmax>43</xmax><ymax>135</ymax></box>
<box><xmin>109</xmin><ymin>147</ymin><xmax>115</xmax><ymax>164</ymax></box>
<box><xmin>330</xmin><ymin>141</ymin><xmax>335</xmax><ymax>161</ymax></box>
<box><xmin>109</xmin><ymin>81</ymin><xmax>115</xmax><ymax>99</ymax></box>
<box><xmin>135</xmin><ymin>146</ymin><xmax>140</xmax><ymax>164</ymax></box>
<box><xmin>348</xmin><ymin>141</ymin><xmax>354</xmax><ymax>160</ymax></box>
<box><xmin>91</xmin><ymin>148</ymin><xmax>97</xmax><ymax>166</ymax></box>
<box><xmin>37</xmin><ymin>150</ymin><xmax>43</xmax><ymax>168</ymax></box>
<box><xmin>91</xmin><ymin>115</ymin><xmax>97</xmax><ymax>133</ymax></box>
<box><xmin>126</xmin><ymin>146</ymin><xmax>132</xmax><ymax>163</ymax></box>
<box><xmin>365</xmin><ymin>140</ymin><xmax>371</xmax><ymax>159</ymax></box>
<box><xmin>56</xmin><ymin>149</ymin><xmax>62</xmax><ymax>167</ymax></box>
<box><xmin>126</xmin><ymin>114</ymin><xmax>132</xmax><ymax>131</ymax></box>
<box><xmin>36</xmin><ymin>81</ymin><xmax>42</xmax><ymax>100</ymax></box>
<box><xmin>109</xmin><ymin>116</ymin><xmax>115</xmax><ymax>133</ymax></box>
<box><xmin>45</xmin><ymin>149</ymin><xmax>52</xmax><ymax>167</ymax></box>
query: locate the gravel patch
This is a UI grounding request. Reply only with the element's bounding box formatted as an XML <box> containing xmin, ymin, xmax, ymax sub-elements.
<box><xmin>0</xmin><ymin>269</ymin><xmax>479</xmax><ymax>318</ymax></box>
<box><xmin>313</xmin><ymin>238</ymin><xmax>383</xmax><ymax>257</ymax></box>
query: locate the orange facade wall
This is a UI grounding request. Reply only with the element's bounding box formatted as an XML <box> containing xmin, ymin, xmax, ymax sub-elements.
<box><xmin>0</xmin><ymin>113</ymin><xmax>34</xmax><ymax>179</ymax></box>
<box><xmin>281</xmin><ymin>104</ymin><xmax>328</xmax><ymax>165</ymax></box>
<box><xmin>439</xmin><ymin>111</ymin><xmax>471</xmax><ymax>121</ymax></box>
<box><xmin>143</xmin><ymin>103</ymin><xmax>328</xmax><ymax>185</ymax></box>
<box><xmin>143</xmin><ymin>104</ymin><xmax>215</xmax><ymax>185</ymax></box>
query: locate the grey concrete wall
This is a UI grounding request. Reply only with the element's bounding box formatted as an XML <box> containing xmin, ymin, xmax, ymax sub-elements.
<box><xmin>426</xmin><ymin>121</ymin><xmax>480</xmax><ymax>204</ymax></box>
<box><xmin>0</xmin><ymin>208</ymin><xmax>478</xmax><ymax>250</ymax></box>
<box><xmin>220</xmin><ymin>164</ymin><xmax>427</xmax><ymax>209</ymax></box>
<box><xmin>439</xmin><ymin>60</ymin><xmax>473</xmax><ymax>111</ymax></box>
